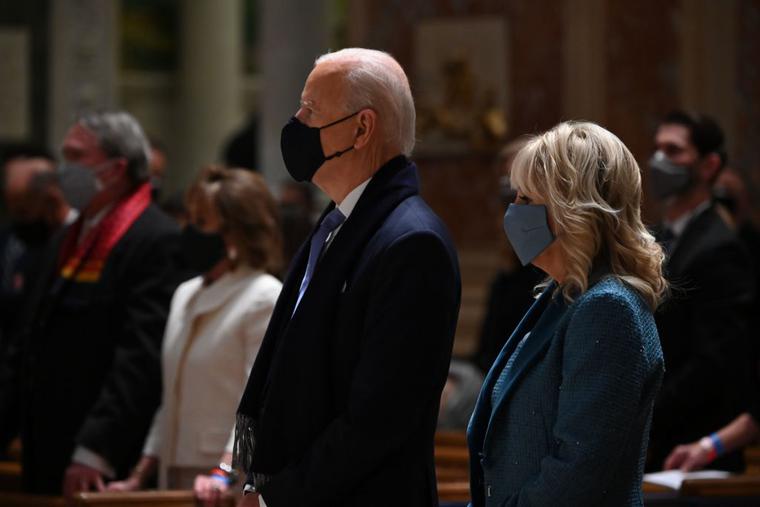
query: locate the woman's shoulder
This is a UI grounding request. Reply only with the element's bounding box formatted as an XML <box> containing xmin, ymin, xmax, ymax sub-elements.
<box><xmin>567</xmin><ymin>276</ymin><xmax>655</xmax><ymax>337</ymax></box>
<box><xmin>578</xmin><ymin>276</ymin><xmax>648</xmax><ymax>312</ymax></box>
<box><xmin>568</xmin><ymin>276</ymin><xmax>663</xmax><ymax>371</ymax></box>
<box><xmin>172</xmin><ymin>275</ymin><xmax>204</xmax><ymax>301</ymax></box>
<box><xmin>237</xmin><ymin>270</ymin><xmax>283</xmax><ymax>304</ymax></box>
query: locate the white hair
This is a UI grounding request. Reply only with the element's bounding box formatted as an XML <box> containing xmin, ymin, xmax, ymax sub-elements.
<box><xmin>315</xmin><ymin>48</ymin><xmax>416</xmax><ymax>156</ymax></box>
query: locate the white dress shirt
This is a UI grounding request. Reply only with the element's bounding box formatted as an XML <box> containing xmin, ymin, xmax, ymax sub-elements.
<box><xmin>664</xmin><ymin>199</ymin><xmax>711</xmax><ymax>239</ymax></box>
<box><xmin>324</xmin><ymin>177</ymin><xmax>371</xmax><ymax>251</ymax></box>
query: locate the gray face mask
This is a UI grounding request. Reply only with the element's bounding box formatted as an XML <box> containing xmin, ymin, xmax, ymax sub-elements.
<box><xmin>648</xmin><ymin>151</ymin><xmax>693</xmax><ymax>200</ymax></box>
<box><xmin>503</xmin><ymin>203</ymin><xmax>556</xmax><ymax>266</ymax></box>
<box><xmin>57</xmin><ymin>161</ymin><xmax>103</xmax><ymax>212</ymax></box>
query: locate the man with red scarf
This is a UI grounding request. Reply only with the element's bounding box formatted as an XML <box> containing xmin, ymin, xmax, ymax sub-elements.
<box><xmin>0</xmin><ymin>111</ymin><xmax>182</xmax><ymax>497</ymax></box>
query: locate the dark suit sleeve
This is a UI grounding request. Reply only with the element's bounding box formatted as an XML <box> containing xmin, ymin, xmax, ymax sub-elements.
<box><xmin>74</xmin><ymin>229</ymin><xmax>182</xmax><ymax>472</ymax></box>
<box><xmin>504</xmin><ymin>291</ymin><xmax>657</xmax><ymax>506</ymax></box>
<box><xmin>260</xmin><ymin>232</ymin><xmax>460</xmax><ymax>506</ymax></box>
<box><xmin>0</xmin><ymin>236</ymin><xmax>62</xmax><ymax>453</ymax></box>
<box><xmin>0</xmin><ymin>330</ymin><xmax>22</xmax><ymax>452</ymax></box>
<box><xmin>653</xmin><ymin>242</ymin><xmax>755</xmax><ymax>431</ymax></box>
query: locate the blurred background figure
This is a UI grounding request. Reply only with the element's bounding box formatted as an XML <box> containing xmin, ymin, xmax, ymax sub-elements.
<box><xmin>0</xmin><ymin>144</ymin><xmax>75</xmax><ymax>455</ymax></box>
<box><xmin>665</xmin><ymin>413</ymin><xmax>760</xmax><ymax>472</ymax></box>
<box><xmin>106</xmin><ymin>166</ymin><xmax>282</xmax><ymax>506</ymax></box>
<box><xmin>471</xmin><ymin>138</ymin><xmax>543</xmax><ymax>375</ymax></box>
<box><xmin>0</xmin><ymin>111</ymin><xmax>183</xmax><ymax>497</ymax></box>
<box><xmin>277</xmin><ymin>180</ymin><xmax>316</xmax><ymax>273</ymax></box>
<box><xmin>713</xmin><ymin>167</ymin><xmax>760</xmax><ymax>337</ymax></box>
<box><xmin>148</xmin><ymin>136</ymin><xmax>168</xmax><ymax>201</ymax></box>
<box><xmin>661</xmin><ymin>167</ymin><xmax>760</xmax><ymax>473</ymax></box>
<box><xmin>646</xmin><ymin>111</ymin><xmax>755</xmax><ymax>472</ymax></box>
<box><xmin>439</xmin><ymin>139</ymin><xmax>545</xmax><ymax>431</ymax></box>
<box><xmin>222</xmin><ymin>115</ymin><xmax>260</xmax><ymax>172</ymax></box>
<box><xmin>0</xmin><ymin>145</ymin><xmax>74</xmax><ymax>350</ymax></box>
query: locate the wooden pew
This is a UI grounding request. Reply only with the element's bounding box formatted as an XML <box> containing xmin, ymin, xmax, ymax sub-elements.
<box><xmin>435</xmin><ymin>431</ymin><xmax>467</xmax><ymax>447</ymax></box>
<box><xmin>73</xmin><ymin>491</ymin><xmax>235</xmax><ymax>507</ymax></box>
<box><xmin>0</xmin><ymin>493</ymin><xmax>65</xmax><ymax>507</ymax></box>
<box><xmin>0</xmin><ymin>491</ymin><xmax>236</xmax><ymax>507</ymax></box>
<box><xmin>435</xmin><ymin>431</ymin><xmax>470</xmax><ymax>502</ymax></box>
<box><xmin>438</xmin><ymin>480</ymin><xmax>470</xmax><ymax>503</ymax></box>
<box><xmin>435</xmin><ymin>431</ymin><xmax>469</xmax><ymax>482</ymax></box>
<box><xmin>680</xmin><ymin>475</ymin><xmax>760</xmax><ymax>497</ymax></box>
<box><xmin>744</xmin><ymin>445</ymin><xmax>760</xmax><ymax>476</ymax></box>
<box><xmin>0</xmin><ymin>460</ymin><xmax>22</xmax><ymax>492</ymax></box>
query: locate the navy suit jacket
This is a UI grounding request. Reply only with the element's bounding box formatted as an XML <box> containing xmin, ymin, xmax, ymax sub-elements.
<box><xmin>236</xmin><ymin>156</ymin><xmax>461</xmax><ymax>507</ymax></box>
<box><xmin>467</xmin><ymin>276</ymin><xmax>664</xmax><ymax>507</ymax></box>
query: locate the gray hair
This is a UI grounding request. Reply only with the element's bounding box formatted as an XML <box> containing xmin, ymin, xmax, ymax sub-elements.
<box><xmin>315</xmin><ymin>48</ymin><xmax>416</xmax><ymax>156</ymax></box>
<box><xmin>78</xmin><ymin>111</ymin><xmax>151</xmax><ymax>185</ymax></box>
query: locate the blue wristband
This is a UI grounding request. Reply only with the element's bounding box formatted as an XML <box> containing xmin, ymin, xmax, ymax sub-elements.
<box><xmin>710</xmin><ymin>432</ymin><xmax>726</xmax><ymax>457</ymax></box>
<box><xmin>211</xmin><ymin>472</ymin><xmax>234</xmax><ymax>486</ymax></box>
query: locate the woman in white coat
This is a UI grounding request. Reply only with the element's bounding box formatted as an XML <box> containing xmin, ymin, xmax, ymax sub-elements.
<box><xmin>107</xmin><ymin>166</ymin><xmax>282</xmax><ymax>503</ymax></box>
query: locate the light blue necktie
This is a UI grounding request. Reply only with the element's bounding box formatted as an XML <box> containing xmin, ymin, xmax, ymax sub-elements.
<box><xmin>293</xmin><ymin>207</ymin><xmax>346</xmax><ymax>314</ymax></box>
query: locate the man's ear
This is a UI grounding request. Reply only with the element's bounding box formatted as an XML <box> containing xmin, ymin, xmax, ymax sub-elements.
<box><xmin>353</xmin><ymin>109</ymin><xmax>376</xmax><ymax>150</ymax></box>
<box><xmin>699</xmin><ymin>153</ymin><xmax>722</xmax><ymax>184</ymax></box>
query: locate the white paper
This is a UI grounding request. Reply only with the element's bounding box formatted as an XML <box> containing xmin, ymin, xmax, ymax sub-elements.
<box><xmin>643</xmin><ymin>470</ymin><xmax>732</xmax><ymax>490</ymax></box>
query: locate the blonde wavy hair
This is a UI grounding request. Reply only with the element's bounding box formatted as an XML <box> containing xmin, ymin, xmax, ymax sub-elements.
<box><xmin>510</xmin><ymin>121</ymin><xmax>667</xmax><ymax>309</ymax></box>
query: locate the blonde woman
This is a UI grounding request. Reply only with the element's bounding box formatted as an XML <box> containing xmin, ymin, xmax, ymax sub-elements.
<box><xmin>107</xmin><ymin>166</ymin><xmax>282</xmax><ymax>505</ymax></box>
<box><xmin>467</xmin><ymin>122</ymin><xmax>668</xmax><ymax>506</ymax></box>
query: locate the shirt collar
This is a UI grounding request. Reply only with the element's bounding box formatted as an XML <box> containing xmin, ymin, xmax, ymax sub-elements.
<box><xmin>665</xmin><ymin>199</ymin><xmax>711</xmax><ymax>238</ymax></box>
<box><xmin>336</xmin><ymin>177</ymin><xmax>371</xmax><ymax>220</ymax></box>
<box><xmin>77</xmin><ymin>204</ymin><xmax>114</xmax><ymax>244</ymax></box>
<box><xmin>64</xmin><ymin>208</ymin><xmax>79</xmax><ymax>226</ymax></box>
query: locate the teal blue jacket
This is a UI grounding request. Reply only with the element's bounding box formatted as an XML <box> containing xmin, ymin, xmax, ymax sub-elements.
<box><xmin>467</xmin><ymin>276</ymin><xmax>664</xmax><ymax>506</ymax></box>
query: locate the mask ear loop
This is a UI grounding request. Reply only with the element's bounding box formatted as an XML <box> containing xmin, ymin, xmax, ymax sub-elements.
<box><xmin>318</xmin><ymin>110</ymin><xmax>361</xmax><ymax>130</ymax></box>
<box><xmin>320</xmin><ymin>110</ymin><xmax>364</xmax><ymax>160</ymax></box>
<box><xmin>324</xmin><ymin>146</ymin><xmax>355</xmax><ymax>161</ymax></box>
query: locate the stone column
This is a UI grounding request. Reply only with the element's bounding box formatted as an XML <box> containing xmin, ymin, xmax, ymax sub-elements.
<box><xmin>562</xmin><ymin>0</ymin><xmax>607</xmax><ymax>123</ymax></box>
<box><xmin>174</xmin><ymin>0</ymin><xmax>244</xmax><ymax>190</ymax></box>
<box><xmin>48</xmin><ymin>0</ymin><xmax>119</xmax><ymax>148</ymax></box>
<box><xmin>679</xmin><ymin>0</ymin><xmax>738</xmax><ymax>156</ymax></box>
<box><xmin>259</xmin><ymin>0</ymin><xmax>329</xmax><ymax>190</ymax></box>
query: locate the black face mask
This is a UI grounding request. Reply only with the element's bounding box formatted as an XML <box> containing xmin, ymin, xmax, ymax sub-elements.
<box><xmin>280</xmin><ymin>111</ymin><xmax>360</xmax><ymax>182</ymax></box>
<box><xmin>180</xmin><ymin>225</ymin><xmax>227</xmax><ymax>274</ymax></box>
<box><xmin>11</xmin><ymin>220</ymin><xmax>52</xmax><ymax>247</ymax></box>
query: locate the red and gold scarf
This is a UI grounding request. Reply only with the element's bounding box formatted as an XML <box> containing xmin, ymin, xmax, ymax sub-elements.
<box><xmin>57</xmin><ymin>183</ymin><xmax>152</xmax><ymax>283</ymax></box>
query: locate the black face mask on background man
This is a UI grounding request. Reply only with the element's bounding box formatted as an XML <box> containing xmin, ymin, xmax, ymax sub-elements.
<box><xmin>280</xmin><ymin>111</ymin><xmax>360</xmax><ymax>182</ymax></box>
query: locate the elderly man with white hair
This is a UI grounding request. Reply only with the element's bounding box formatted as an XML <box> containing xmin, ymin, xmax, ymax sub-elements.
<box><xmin>233</xmin><ymin>48</ymin><xmax>461</xmax><ymax>507</ymax></box>
<box><xmin>0</xmin><ymin>111</ymin><xmax>182</xmax><ymax>497</ymax></box>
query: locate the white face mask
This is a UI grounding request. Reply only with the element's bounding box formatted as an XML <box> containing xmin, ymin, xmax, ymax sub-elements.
<box><xmin>57</xmin><ymin>160</ymin><xmax>114</xmax><ymax>211</ymax></box>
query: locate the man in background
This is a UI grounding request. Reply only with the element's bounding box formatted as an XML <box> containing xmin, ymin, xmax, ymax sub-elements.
<box><xmin>0</xmin><ymin>112</ymin><xmax>182</xmax><ymax>496</ymax></box>
<box><xmin>647</xmin><ymin>111</ymin><xmax>755</xmax><ymax>472</ymax></box>
<box><xmin>0</xmin><ymin>145</ymin><xmax>75</xmax><ymax>350</ymax></box>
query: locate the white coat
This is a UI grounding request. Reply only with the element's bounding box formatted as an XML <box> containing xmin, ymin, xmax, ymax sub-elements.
<box><xmin>143</xmin><ymin>266</ymin><xmax>281</xmax><ymax>488</ymax></box>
